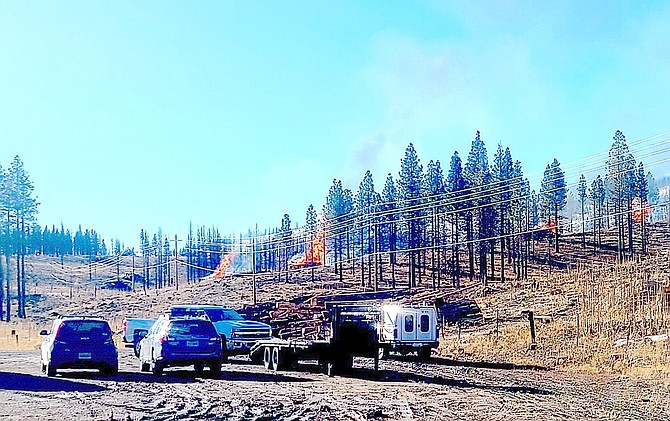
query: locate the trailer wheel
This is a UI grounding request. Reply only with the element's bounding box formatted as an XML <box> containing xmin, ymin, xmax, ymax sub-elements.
<box><xmin>418</xmin><ymin>346</ymin><xmax>431</xmax><ymax>361</ymax></box>
<box><xmin>263</xmin><ymin>347</ymin><xmax>274</xmax><ymax>371</ymax></box>
<box><xmin>271</xmin><ymin>347</ymin><xmax>281</xmax><ymax>371</ymax></box>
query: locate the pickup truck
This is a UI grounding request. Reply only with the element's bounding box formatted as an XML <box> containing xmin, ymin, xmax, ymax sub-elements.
<box><xmin>122</xmin><ymin>317</ymin><xmax>157</xmax><ymax>355</ymax></box>
<box><xmin>170</xmin><ymin>305</ymin><xmax>272</xmax><ymax>360</ymax></box>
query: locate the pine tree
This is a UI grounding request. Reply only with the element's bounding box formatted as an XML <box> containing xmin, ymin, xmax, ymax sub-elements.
<box><xmin>280</xmin><ymin>213</ymin><xmax>292</xmax><ymax>281</ymax></box>
<box><xmin>380</xmin><ymin>173</ymin><xmax>398</xmax><ymax>288</ymax></box>
<box><xmin>636</xmin><ymin>161</ymin><xmax>649</xmax><ymax>252</ymax></box>
<box><xmin>398</xmin><ymin>143</ymin><xmax>424</xmax><ymax>288</ymax></box>
<box><xmin>355</xmin><ymin>170</ymin><xmax>378</xmax><ymax>288</ymax></box>
<box><xmin>463</xmin><ymin>131</ymin><xmax>491</xmax><ymax>286</ymax></box>
<box><xmin>492</xmin><ymin>145</ymin><xmax>513</xmax><ymax>282</ymax></box>
<box><xmin>540</xmin><ymin>159</ymin><xmax>567</xmax><ymax>253</ymax></box>
<box><xmin>5</xmin><ymin>156</ymin><xmax>39</xmax><ymax>318</ymax></box>
<box><xmin>607</xmin><ymin>130</ymin><xmax>636</xmax><ymax>259</ymax></box>
<box><xmin>447</xmin><ymin>151</ymin><xmax>465</xmax><ymax>287</ymax></box>
<box><xmin>589</xmin><ymin>175</ymin><xmax>605</xmax><ymax>250</ymax></box>
<box><xmin>423</xmin><ymin>160</ymin><xmax>445</xmax><ymax>289</ymax></box>
<box><xmin>577</xmin><ymin>174</ymin><xmax>588</xmax><ymax>248</ymax></box>
<box><xmin>324</xmin><ymin>179</ymin><xmax>354</xmax><ymax>281</ymax></box>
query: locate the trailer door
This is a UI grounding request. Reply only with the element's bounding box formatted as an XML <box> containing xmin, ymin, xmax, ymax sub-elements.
<box><xmin>400</xmin><ymin>311</ymin><xmax>417</xmax><ymax>342</ymax></box>
<box><xmin>416</xmin><ymin>310</ymin><xmax>434</xmax><ymax>342</ymax></box>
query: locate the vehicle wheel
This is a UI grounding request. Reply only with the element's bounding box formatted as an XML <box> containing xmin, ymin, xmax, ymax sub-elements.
<box><xmin>194</xmin><ymin>362</ymin><xmax>204</xmax><ymax>376</ymax></box>
<box><xmin>209</xmin><ymin>362</ymin><xmax>221</xmax><ymax>378</ymax></box>
<box><xmin>342</xmin><ymin>355</ymin><xmax>353</xmax><ymax>373</ymax></box>
<box><xmin>263</xmin><ymin>347</ymin><xmax>273</xmax><ymax>371</ymax></box>
<box><xmin>102</xmin><ymin>366</ymin><xmax>118</xmax><ymax>377</ymax></box>
<box><xmin>271</xmin><ymin>347</ymin><xmax>281</xmax><ymax>372</ymax></box>
<box><xmin>46</xmin><ymin>363</ymin><xmax>56</xmax><ymax>377</ymax></box>
<box><xmin>250</xmin><ymin>351</ymin><xmax>263</xmax><ymax>364</ymax></box>
<box><xmin>140</xmin><ymin>362</ymin><xmax>150</xmax><ymax>372</ymax></box>
<box><xmin>134</xmin><ymin>341</ymin><xmax>142</xmax><ymax>358</ymax></box>
<box><xmin>418</xmin><ymin>347</ymin><xmax>431</xmax><ymax>361</ymax></box>
<box><xmin>220</xmin><ymin>335</ymin><xmax>228</xmax><ymax>363</ymax></box>
<box><xmin>151</xmin><ymin>361</ymin><xmax>163</xmax><ymax>376</ymax></box>
<box><xmin>40</xmin><ymin>361</ymin><xmax>46</xmax><ymax>373</ymax></box>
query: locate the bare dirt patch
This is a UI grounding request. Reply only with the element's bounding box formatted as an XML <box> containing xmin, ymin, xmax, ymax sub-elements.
<box><xmin>1</xmin><ymin>348</ymin><xmax>669</xmax><ymax>420</ymax></box>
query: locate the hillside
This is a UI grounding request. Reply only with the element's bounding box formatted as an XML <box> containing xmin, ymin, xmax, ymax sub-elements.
<box><xmin>2</xmin><ymin>223</ymin><xmax>670</xmax><ymax>378</ymax></box>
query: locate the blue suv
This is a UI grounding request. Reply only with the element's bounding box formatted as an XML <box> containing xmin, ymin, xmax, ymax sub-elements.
<box><xmin>170</xmin><ymin>305</ymin><xmax>272</xmax><ymax>360</ymax></box>
<box><xmin>138</xmin><ymin>315</ymin><xmax>223</xmax><ymax>377</ymax></box>
<box><xmin>40</xmin><ymin>316</ymin><xmax>118</xmax><ymax>377</ymax></box>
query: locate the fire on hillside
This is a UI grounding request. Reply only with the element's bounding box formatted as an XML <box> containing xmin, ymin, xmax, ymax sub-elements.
<box><xmin>289</xmin><ymin>230</ymin><xmax>325</xmax><ymax>268</ymax></box>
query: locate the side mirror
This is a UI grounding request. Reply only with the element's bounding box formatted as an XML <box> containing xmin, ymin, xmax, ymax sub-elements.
<box><xmin>39</xmin><ymin>330</ymin><xmax>48</xmax><ymax>336</ymax></box>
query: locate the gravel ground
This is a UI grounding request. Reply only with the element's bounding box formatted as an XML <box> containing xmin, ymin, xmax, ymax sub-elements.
<box><xmin>1</xmin><ymin>348</ymin><xmax>669</xmax><ymax>421</ymax></box>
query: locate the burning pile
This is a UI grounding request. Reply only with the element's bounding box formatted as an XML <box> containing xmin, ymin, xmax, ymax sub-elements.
<box><xmin>211</xmin><ymin>253</ymin><xmax>234</xmax><ymax>279</ymax></box>
<box><xmin>632</xmin><ymin>203</ymin><xmax>652</xmax><ymax>223</ymax></box>
<box><xmin>290</xmin><ymin>230</ymin><xmax>325</xmax><ymax>268</ymax></box>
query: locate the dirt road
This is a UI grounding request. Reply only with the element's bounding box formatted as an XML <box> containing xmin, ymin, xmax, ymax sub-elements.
<box><xmin>0</xmin><ymin>348</ymin><xmax>668</xmax><ymax>420</ymax></box>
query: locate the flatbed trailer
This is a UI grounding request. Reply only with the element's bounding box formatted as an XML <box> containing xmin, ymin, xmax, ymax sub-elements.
<box><xmin>249</xmin><ymin>304</ymin><xmax>381</xmax><ymax>376</ymax></box>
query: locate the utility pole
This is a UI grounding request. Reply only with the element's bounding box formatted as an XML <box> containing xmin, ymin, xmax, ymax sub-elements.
<box><xmin>174</xmin><ymin>235</ymin><xmax>179</xmax><ymax>291</ymax></box>
<box><xmin>252</xmin><ymin>232</ymin><xmax>257</xmax><ymax>305</ymax></box>
<box><xmin>132</xmin><ymin>254</ymin><xmax>136</xmax><ymax>292</ymax></box>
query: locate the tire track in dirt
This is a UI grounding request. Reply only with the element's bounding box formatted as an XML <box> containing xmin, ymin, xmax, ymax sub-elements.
<box><xmin>2</xmin><ymin>349</ymin><xmax>670</xmax><ymax>420</ymax></box>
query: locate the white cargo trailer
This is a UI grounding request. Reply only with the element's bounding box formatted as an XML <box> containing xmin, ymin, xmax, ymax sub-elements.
<box><xmin>377</xmin><ymin>304</ymin><xmax>439</xmax><ymax>360</ymax></box>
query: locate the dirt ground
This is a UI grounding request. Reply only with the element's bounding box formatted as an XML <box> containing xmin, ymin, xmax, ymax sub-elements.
<box><xmin>1</xmin><ymin>348</ymin><xmax>669</xmax><ymax>421</ymax></box>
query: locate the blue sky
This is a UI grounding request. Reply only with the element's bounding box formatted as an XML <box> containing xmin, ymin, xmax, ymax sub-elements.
<box><xmin>1</xmin><ymin>1</ymin><xmax>669</xmax><ymax>248</ymax></box>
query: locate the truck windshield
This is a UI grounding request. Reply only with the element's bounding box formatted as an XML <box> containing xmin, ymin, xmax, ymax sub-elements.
<box><xmin>204</xmin><ymin>308</ymin><xmax>243</xmax><ymax>322</ymax></box>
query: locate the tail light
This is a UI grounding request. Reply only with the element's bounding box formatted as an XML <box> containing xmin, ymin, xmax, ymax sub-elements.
<box><xmin>122</xmin><ymin>320</ymin><xmax>127</xmax><ymax>334</ymax></box>
<box><xmin>159</xmin><ymin>334</ymin><xmax>170</xmax><ymax>344</ymax></box>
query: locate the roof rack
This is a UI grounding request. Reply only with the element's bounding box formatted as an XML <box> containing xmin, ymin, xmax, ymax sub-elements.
<box><xmin>58</xmin><ymin>315</ymin><xmax>102</xmax><ymax>320</ymax></box>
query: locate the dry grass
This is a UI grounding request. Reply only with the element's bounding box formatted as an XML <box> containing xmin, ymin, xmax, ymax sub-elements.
<box><xmin>439</xmin><ymin>247</ymin><xmax>670</xmax><ymax>379</ymax></box>
<box><xmin>0</xmin><ymin>320</ymin><xmax>44</xmax><ymax>350</ymax></box>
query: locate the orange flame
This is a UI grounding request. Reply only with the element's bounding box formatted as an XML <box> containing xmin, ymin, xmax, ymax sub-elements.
<box><xmin>540</xmin><ymin>220</ymin><xmax>556</xmax><ymax>234</ymax></box>
<box><xmin>212</xmin><ymin>253</ymin><xmax>233</xmax><ymax>279</ymax></box>
<box><xmin>632</xmin><ymin>204</ymin><xmax>652</xmax><ymax>223</ymax></box>
<box><xmin>291</xmin><ymin>230</ymin><xmax>325</xmax><ymax>268</ymax></box>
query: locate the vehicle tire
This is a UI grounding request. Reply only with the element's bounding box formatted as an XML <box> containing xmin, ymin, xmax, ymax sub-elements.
<box><xmin>140</xmin><ymin>361</ymin><xmax>150</xmax><ymax>372</ymax></box>
<box><xmin>102</xmin><ymin>365</ymin><xmax>118</xmax><ymax>377</ymax></box>
<box><xmin>194</xmin><ymin>362</ymin><xmax>204</xmax><ymax>376</ymax></box>
<box><xmin>271</xmin><ymin>347</ymin><xmax>281</xmax><ymax>372</ymax></box>
<box><xmin>134</xmin><ymin>341</ymin><xmax>142</xmax><ymax>358</ymax></box>
<box><xmin>418</xmin><ymin>346</ymin><xmax>431</xmax><ymax>361</ymax></box>
<box><xmin>151</xmin><ymin>361</ymin><xmax>163</xmax><ymax>377</ymax></box>
<box><xmin>220</xmin><ymin>335</ymin><xmax>228</xmax><ymax>363</ymax></box>
<box><xmin>209</xmin><ymin>362</ymin><xmax>221</xmax><ymax>378</ymax></box>
<box><xmin>46</xmin><ymin>363</ymin><xmax>57</xmax><ymax>377</ymax></box>
<box><xmin>40</xmin><ymin>361</ymin><xmax>46</xmax><ymax>373</ymax></box>
<box><xmin>250</xmin><ymin>351</ymin><xmax>263</xmax><ymax>364</ymax></box>
<box><xmin>342</xmin><ymin>355</ymin><xmax>353</xmax><ymax>373</ymax></box>
<box><xmin>263</xmin><ymin>347</ymin><xmax>273</xmax><ymax>371</ymax></box>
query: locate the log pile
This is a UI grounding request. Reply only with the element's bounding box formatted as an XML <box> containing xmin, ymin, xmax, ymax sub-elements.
<box><xmin>239</xmin><ymin>301</ymin><xmax>329</xmax><ymax>340</ymax></box>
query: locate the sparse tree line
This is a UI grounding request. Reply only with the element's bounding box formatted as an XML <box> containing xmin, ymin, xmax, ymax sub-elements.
<box><xmin>0</xmin><ymin>156</ymin><xmax>121</xmax><ymax>321</ymax></box>
<box><xmin>180</xmin><ymin>130</ymin><xmax>663</xmax><ymax>293</ymax></box>
<box><xmin>317</xmin><ymin>130</ymin><xmax>661</xmax><ymax>293</ymax></box>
